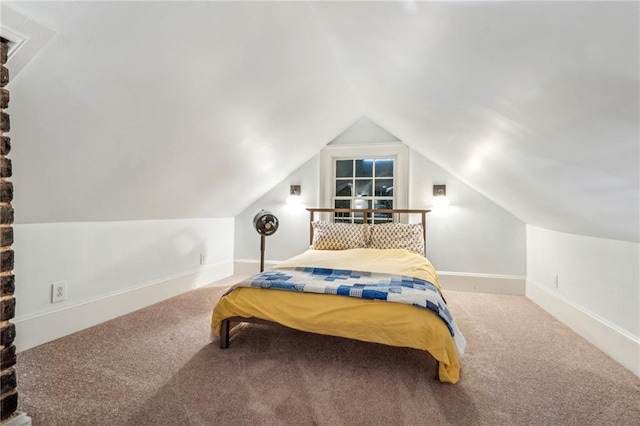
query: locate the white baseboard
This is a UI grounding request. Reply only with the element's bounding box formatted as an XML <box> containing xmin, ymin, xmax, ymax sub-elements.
<box><xmin>437</xmin><ymin>271</ymin><xmax>525</xmax><ymax>295</ymax></box>
<box><xmin>526</xmin><ymin>279</ymin><xmax>640</xmax><ymax>377</ymax></box>
<box><xmin>1</xmin><ymin>412</ymin><xmax>32</xmax><ymax>426</ymax></box>
<box><xmin>234</xmin><ymin>259</ymin><xmax>282</xmax><ymax>276</ymax></box>
<box><xmin>234</xmin><ymin>260</ymin><xmax>525</xmax><ymax>295</ymax></box>
<box><xmin>13</xmin><ymin>261</ymin><xmax>234</xmax><ymax>353</ymax></box>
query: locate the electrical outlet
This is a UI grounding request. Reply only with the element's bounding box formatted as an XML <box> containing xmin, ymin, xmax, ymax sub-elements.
<box><xmin>554</xmin><ymin>274</ymin><xmax>559</xmax><ymax>288</ymax></box>
<box><xmin>51</xmin><ymin>281</ymin><xmax>67</xmax><ymax>303</ymax></box>
<box><xmin>200</xmin><ymin>252</ymin><xmax>207</xmax><ymax>265</ymax></box>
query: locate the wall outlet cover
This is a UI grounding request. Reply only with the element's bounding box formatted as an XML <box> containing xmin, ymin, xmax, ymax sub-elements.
<box><xmin>51</xmin><ymin>281</ymin><xmax>67</xmax><ymax>303</ymax></box>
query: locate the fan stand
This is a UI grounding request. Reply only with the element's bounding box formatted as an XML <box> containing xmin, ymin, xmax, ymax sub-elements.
<box><xmin>259</xmin><ymin>234</ymin><xmax>266</xmax><ymax>273</ymax></box>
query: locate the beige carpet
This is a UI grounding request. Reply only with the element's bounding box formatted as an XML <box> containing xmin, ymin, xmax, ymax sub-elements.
<box><xmin>16</xmin><ymin>278</ymin><xmax>640</xmax><ymax>425</ymax></box>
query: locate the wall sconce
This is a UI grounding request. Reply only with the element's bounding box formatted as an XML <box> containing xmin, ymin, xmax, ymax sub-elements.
<box><xmin>433</xmin><ymin>184</ymin><xmax>450</xmax><ymax>207</ymax></box>
<box><xmin>286</xmin><ymin>185</ymin><xmax>302</xmax><ymax>204</ymax></box>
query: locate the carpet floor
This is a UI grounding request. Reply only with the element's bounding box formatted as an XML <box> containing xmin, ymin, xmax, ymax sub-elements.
<box><xmin>16</xmin><ymin>279</ymin><xmax>640</xmax><ymax>425</ymax></box>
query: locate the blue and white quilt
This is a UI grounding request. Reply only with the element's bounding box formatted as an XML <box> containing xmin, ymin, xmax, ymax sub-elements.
<box><xmin>228</xmin><ymin>267</ymin><xmax>466</xmax><ymax>356</ymax></box>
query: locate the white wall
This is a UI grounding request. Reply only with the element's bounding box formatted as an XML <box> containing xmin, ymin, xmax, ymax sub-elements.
<box><xmin>410</xmin><ymin>151</ymin><xmax>526</xmax><ymax>275</ymax></box>
<box><xmin>235</xmin><ymin>155</ymin><xmax>319</xmax><ymax>268</ymax></box>
<box><xmin>526</xmin><ymin>225</ymin><xmax>639</xmax><ymax>375</ymax></box>
<box><xmin>330</xmin><ymin>117</ymin><xmax>401</xmax><ymax>145</ymax></box>
<box><xmin>234</xmin><ymin>147</ymin><xmax>526</xmax><ymax>279</ymax></box>
<box><xmin>13</xmin><ymin>218</ymin><xmax>234</xmax><ymax>350</ymax></box>
<box><xmin>5</xmin><ymin>1</ymin><xmax>363</xmax><ymax>223</ymax></box>
<box><xmin>526</xmin><ymin>226</ymin><xmax>639</xmax><ymax>338</ymax></box>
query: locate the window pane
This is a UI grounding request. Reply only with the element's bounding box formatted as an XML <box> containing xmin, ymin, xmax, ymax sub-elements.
<box><xmin>355</xmin><ymin>179</ymin><xmax>372</xmax><ymax>197</ymax></box>
<box><xmin>335</xmin><ymin>180</ymin><xmax>352</xmax><ymax>196</ymax></box>
<box><xmin>374</xmin><ymin>215</ymin><xmax>392</xmax><ymax>223</ymax></box>
<box><xmin>374</xmin><ymin>159</ymin><xmax>394</xmax><ymax>177</ymax></box>
<box><xmin>334</xmin><ymin>199</ymin><xmax>351</xmax><ymax>209</ymax></box>
<box><xmin>374</xmin><ymin>199</ymin><xmax>393</xmax><ymax>223</ymax></box>
<box><xmin>334</xmin><ymin>215</ymin><xmax>352</xmax><ymax>223</ymax></box>
<box><xmin>374</xmin><ymin>179</ymin><xmax>393</xmax><ymax>196</ymax></box>
<box><xmin>373</xmin><ymin>215</ymin><xmax>393</xmax><ymax>224</ymax></box>
<box><xmin>334</xmin><ymin>199</ymin><xmax>352</xmax><ymax>222</ymax></box>
<box><xmin>353</xmin><ymin>198</ymin><xmax>371</xmax><ymax>210</ymax></box>
<box><xmin>374</xmin><ymin>199</ymin><xmax>393</xmax><ymax>210</ymax></box>
<box><xmin>355</xmin><ymin>159</ymin><xmax>373</xmax><ymax>177</ymax></box>
<box><xmin>353</xmin><ymin>199</ymin><xmax>372</xmax><ymax>223</ymax></box>
<box><xmin>336</xmin><ymin>160</ymin><xmax>353</xmax><ymax>178</ymax></box>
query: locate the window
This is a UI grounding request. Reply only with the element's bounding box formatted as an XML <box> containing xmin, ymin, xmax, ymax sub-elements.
<box><xmin>333</xmin><ymin>158</ymin><xmax>395</xmax><ymax>223</ymax></box>
<box><xmin>320</xmin><ymin>143</ymin><xmax>409</xmax><ymax>223</ymax></box>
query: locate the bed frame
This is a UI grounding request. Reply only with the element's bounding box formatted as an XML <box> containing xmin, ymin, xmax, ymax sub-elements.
<box><xmin>218</xmin><ymin>208</ymin><xmax>441</xmax><ymax>376</ymax></box>
<box><xmin>219</xmin><ymin>208</ymin><xmax>431</xmax><ymax>348</ymax></box>
<box><xmin>306</xmin><ymin>208</ymin><xmax>430</xmax><ymax>256</ymax></box>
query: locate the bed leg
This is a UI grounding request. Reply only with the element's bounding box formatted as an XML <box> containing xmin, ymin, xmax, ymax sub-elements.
<box><xmin>220</xmin><ymin>319</ymin><xmax>230</xmax><ymax>349</ymax></box>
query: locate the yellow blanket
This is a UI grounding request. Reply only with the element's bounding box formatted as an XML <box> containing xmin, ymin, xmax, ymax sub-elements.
<box><xmin>276</xmin><ymin>248</ymin><xmax>442</xmax><ymax>290</ymax></box>
<box><xmin>211</xmin><ymin>249</ymin><xmax>460</xmax><ymax>383</ymax></box>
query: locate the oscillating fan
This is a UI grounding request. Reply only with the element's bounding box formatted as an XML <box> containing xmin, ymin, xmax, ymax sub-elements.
<box><xmin>253</xmin><ymin>209</ymin><xmax>279</xmax><ymax>272</ymax></box>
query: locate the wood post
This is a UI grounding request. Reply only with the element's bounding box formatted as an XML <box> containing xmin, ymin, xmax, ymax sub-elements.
<box><xmin>0</xmin><ymin>39</ymin><xmax>18</xmax><ymax>422</ymax></box>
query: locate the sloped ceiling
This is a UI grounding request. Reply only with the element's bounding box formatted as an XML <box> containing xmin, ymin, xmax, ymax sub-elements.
<box><xmin>3</xmin><ymin>1</ymin><xmax>639</xmax><ymax>242</ymax></box>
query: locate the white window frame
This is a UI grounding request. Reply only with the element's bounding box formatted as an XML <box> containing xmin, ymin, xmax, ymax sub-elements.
<box><xmin>319</xmin><ymin>143</ymin><xmax>409</xmax><ymax>222</ymax></box>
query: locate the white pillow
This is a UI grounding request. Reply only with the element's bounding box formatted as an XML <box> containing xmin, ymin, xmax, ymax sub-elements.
<box><xmin>369</xmin><ymin>223</ymin><xmax>425</xmax><ymax>254</ymax></box>
<box><xmin>311</xmin><ymin>221</ymin><xmax>371</xmax><ymax>250</ymax></box>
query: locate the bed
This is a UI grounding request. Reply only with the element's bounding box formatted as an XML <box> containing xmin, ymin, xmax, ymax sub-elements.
<box><xmin>211</xmin><ymin>208</ymin><xmax>466</xmax><ymax>383</ymax></box>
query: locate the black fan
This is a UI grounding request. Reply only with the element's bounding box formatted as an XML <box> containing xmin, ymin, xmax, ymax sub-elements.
<box><xmin>253</xmin><ymin>210</ymin><xmax>279</xmax><ymax>272</ymax></box>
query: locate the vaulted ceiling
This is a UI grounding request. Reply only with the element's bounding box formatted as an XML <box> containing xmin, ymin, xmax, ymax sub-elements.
<box><xmin>3</xmin><ymin>1</ymin><xmax>638</xmax><ymax>242</ymax></box>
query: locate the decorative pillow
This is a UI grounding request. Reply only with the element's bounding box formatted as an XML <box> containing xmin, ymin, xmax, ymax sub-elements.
<box><xmin>369</xmin><ymin>223</ymin><xmax>425</xmax><ymax>254</ymax></box>
<box><xmin>311</xmin><ymin>221</ymin><xmax>371</xmax><ymax>250</ymax></box>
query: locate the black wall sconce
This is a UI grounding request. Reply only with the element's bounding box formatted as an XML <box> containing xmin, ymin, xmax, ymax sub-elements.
<box><xmin>287</xmin><ymin>185</ymin><xmax>302</xmax><ymax>205</ymax></box>
<box><xmin>433</xmin><ymin>184</ymin><xmax>450</xmax><ymax>206</ymax></box>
